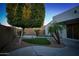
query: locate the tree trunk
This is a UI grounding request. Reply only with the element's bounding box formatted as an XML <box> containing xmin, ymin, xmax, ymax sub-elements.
<box><xmin>55</xmin><ymin>31</ymin><xmax>61</xmax><ymax>44</ymax></box>
<box><xmin>19</xmin><ymin>28</ymin><xmax>25</xmax><ymax>45</ymax></box>
<box><xmin>51</xmin><ymin>33</ymin><xmax>57</xmax><ymax>42</ymax></box>
<box><xmin>51</xmin><ymin>32</ymin><xmax>61</xmax><ymax>44</ymax></box>
<box><xmin>36</xmin><ymin>32</ymin><xmax>39</xmax><ymax>36</ymax></box>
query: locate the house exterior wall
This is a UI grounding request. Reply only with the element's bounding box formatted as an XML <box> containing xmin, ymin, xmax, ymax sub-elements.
<box><xmin>59</xmin><ymin>25</ymin><xmax>67</xmax><ymax>39</ymax></box>
<box><xmin>44</xmin><ymin>22</ymin><xmax>52</xmax><ymax>36</ymax></box>
<box><xmin>53</xmin><ymin>6</ymin><xmax>79</xmax><ymax>23</ymax></box>
<box><xmin>44</xmin><ymin>25</ymin><xmax>49</xmax><ymax>36</ymax></box>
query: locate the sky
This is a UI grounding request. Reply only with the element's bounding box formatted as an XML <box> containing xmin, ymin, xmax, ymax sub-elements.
<box><xmin>0</xmin><ymin>3</ymin><xmax>79</xmax><ymax>26</ymax></box>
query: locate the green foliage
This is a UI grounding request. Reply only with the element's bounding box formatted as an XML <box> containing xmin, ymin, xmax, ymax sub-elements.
<box><xmin>6</xmin><ymin>4</ymin><xmax>17</xmax><ymax>26</ymax></box>
<box><xmin>6</xmin><ymin>3</ymin><xmax>45</xmax><ymax>28</ymax></box>
<box><xmin>23</xmin><ymin>38</ymin><xmax>50</xmax><ymax>45</ymax></box>
<box><xmin>31</xmin><ymin>4</ymin><xmax>45</xmax><ymax>27</ymax></box>
<box><xmin>48</xmin><ymin>22</ymin><xmax>64</xmax><ymax>33</ymax></box>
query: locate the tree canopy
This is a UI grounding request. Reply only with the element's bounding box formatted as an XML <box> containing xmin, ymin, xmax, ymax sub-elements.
<box><xmin>48</xmin><ymin>22</ymin><xmax>64</xmax><ymax>34</ymax></box>
<box><xmin>6</xmin><ymin>3</ymin><xmax>45</xmax><ymax>28</ymax></box>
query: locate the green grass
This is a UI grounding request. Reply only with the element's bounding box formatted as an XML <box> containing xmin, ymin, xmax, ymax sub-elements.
<box><xmin>22</xmin><ymin>38</ymin><xmax>50</xmax><ymax>45</ymax></box>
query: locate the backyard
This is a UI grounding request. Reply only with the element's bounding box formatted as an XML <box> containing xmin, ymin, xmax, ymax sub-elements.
<box><xmin>1</xmin><ymin>3</ymin><xmax>79</xmax><ymax>56</ymax></box>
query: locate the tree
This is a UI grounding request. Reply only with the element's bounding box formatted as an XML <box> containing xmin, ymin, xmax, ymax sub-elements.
<box><xmin>6</xmin><ymin>3</ymin><xmax>45</xmax><ymax>44</ymax></box>
<box><xmin>34</xmin><ymin>29</ymin><xmax>40</xmax><ymax>36</ymax></box>
<box><xmin>48</xmin><ymin>22</ymin><xmax>64</xmax><ymax>44</ymax></box>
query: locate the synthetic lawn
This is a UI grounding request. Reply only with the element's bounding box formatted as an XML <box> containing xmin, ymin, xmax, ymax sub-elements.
<box><xmin>22</xmin><ymin>38</ymin><xmax>50</xmax><ymax>45</ymax></box>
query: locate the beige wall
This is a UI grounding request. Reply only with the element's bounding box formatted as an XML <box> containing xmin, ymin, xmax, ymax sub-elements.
<box><xmin>24</xmin><ymin>28</ymin><xmax>36</xmax><ymax>35</ymax></box>
<box><xmin>24</xmin><ymin>27</ymin><xmax>45</xmax><ymax>36</ymax></box>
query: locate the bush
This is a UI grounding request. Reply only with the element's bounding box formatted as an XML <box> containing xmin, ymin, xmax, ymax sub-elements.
<box><xmin>23</xmin><ymin>38</ymin><xmax>50</xmax><ymax>45</ymax></box>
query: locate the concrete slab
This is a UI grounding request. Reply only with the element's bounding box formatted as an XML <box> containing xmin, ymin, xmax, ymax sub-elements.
<box><xmin>8</xmin><ymin>46</ymin><xmax>37</xmax><ymax>56</ymax></box>
<box><xmin>8</xmin><ymin>46</ymin><xmax>79</xmax><ymax>56</ymax></box>
<box><xmin>33</xmin><ymin>46</ymin><xmax>79</xmax><ymax>56</ymax></box>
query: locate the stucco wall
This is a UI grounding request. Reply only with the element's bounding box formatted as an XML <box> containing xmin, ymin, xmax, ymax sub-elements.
<box><xmin>59</xmin><ymin>25</ymin><xmax>67</xmax><ymax>39</ymax></box>
<box><xmin>0</xmin><ymin>25</ymin><xmax>19</xmax><ymax>52</ymax></box>
<box><xmin>44</xmin><ymin>21</ymin><xmax>53</xmax><ymax>36</ymax></box>
<box><xmin>53</xmin><ymin>6</ymin><xmax>79</xmax><ymax>23</ymax></box>
<box><xmin>24</xmin><ymin>28</ymin><xmax>45</xmax><ymax>36</ymax></box>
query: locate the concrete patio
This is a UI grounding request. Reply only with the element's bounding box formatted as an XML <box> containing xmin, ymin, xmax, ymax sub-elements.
<box><xmin>8</xmin><ymin>46</ymin><xmax>79</xmax><ymax>56</ymax></box>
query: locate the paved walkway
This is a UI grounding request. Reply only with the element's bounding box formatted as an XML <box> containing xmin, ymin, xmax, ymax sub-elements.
<box><xmin>8</xmin><ymin>46</ymin><xmax>79</xmax><ymax>56</ymax></box>
<box><xmin>23</xmin><ymin>35</ymin><xmax>51</xmax><ymax>39</ymax></box>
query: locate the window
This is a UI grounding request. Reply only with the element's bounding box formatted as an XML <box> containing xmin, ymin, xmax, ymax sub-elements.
<box><xmin>67</xmin><ymin>23</ymin><xmax>79</xmax><ymax>39</ymax></box>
